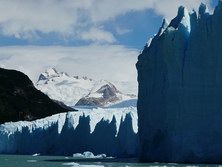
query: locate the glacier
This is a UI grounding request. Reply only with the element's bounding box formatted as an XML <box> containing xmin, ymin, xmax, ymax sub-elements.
<box><xmin>0</xmin><ymin>107</ymin><xmax>139</xmax><ymax>157</ymax></box>
<box><xmin>137</xmin><ymin>2</ymin><xmax>222</xmax><ymax>163</ymax></box>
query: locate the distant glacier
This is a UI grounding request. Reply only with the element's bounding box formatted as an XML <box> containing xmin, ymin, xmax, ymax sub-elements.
<box><xmin>0</xmin><ymin>107</ymin><xmax>139</xmax><ymax>157</ymax></box>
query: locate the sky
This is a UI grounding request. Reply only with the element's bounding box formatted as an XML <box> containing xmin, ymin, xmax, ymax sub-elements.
<box><xmin>0</xmin><ymin>0</ymin><xmax>219</xmax><ymax>88</ymax></box>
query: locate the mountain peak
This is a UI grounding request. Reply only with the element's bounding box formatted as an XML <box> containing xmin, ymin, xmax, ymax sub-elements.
<box><xmin>37</xmin><ymin>68</ymin><xmax>71</xmax><ymax>83</ymax></box>
<box><xmin>95</xmin><ymin>82</ymin><xmax>120</xmax><ymax>96</ymax></box>
<box><xmin>38</xmin><ymin>68</ymin><xmax>59</xmax><ymax>82</ymax></box>
<box><xmin>75</xmin><ymin>81</ymin><xmax>135</xmax><ymax>107</ymax></box>
<box><xmin>37</xmin><ymin>68</ymin><xmax>94</xmax><ymax>84</ymax></box>
<box><xmin>45</xmin><ymin>68</ymin><xmax>59</xmax><ymax>76</ymax></box>
<box><xmin>36</xmin><ymin>69</ymin><xmax>137</xmax><ymax>107</ymax></box>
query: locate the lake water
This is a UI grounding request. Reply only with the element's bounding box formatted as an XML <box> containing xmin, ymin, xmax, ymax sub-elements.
<box><xmin>0</xmin><ymin>154</ymin><xmax>221</xmax><ymax>167</ymax></box>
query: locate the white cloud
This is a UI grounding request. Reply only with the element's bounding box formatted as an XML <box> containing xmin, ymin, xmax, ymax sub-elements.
<box><xmin>152</xmin><ymin>0</ymin><xmax>212</xmax><ymax>19</ymax></box>
<box><xmin>0</xmin><ymin>0</ymin><xmax>77</xmax><ymax>36</ymax></box>
<box><xmin>0</xmin><ymin>45</ymin><xmax>139</xmax><ymax>85</ymax></box>
<box><xmin>80</xmin><ymin>27</ymin><xmax>116</xmax><ymax>43</ymax></box>
<box><xmin>0</xmin><ymin>0</ymin><xmax>213</xmax><ymax>41</ymax></box>
<box><xmin>115</xmin><ymin>26</ymin><xmax>131</xmax><ymax>35</ymax></box>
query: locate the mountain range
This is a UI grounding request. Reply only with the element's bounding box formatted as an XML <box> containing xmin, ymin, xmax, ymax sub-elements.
<box><xmin>36</xmin><ymin>68</ymin><xmax>137</xmax><ymax>107</ymax></box>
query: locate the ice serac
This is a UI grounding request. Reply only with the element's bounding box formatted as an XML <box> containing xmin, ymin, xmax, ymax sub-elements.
<box><xmin>0</xmin><ymin>107</ymin><xmax>139</xmax><ymax>157</ymax></box>
<box><xmin>137</xmin><ymin>2</ymin><xmax>222</xmax><ymax>163</ymax></box>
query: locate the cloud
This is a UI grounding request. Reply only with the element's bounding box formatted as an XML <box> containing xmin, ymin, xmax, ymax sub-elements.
<box><xmin>0</xmin><ymin>45</ymin><xmax>139</xmax><ymax>85</ymax></box>
<box><xmin>0</xmin><ymin>1</ymin><xmax>76</xmax><ymax>36</ymax></box>
<box><xmin>80</xmin><ymin>27</ymin><xmax>116</xmax><ymax>43</ymax></box>
<box><xmin>0</xmin><ymin>0</ymin><xmax>213</xmax><ymax>42</ymax></box>
<box><xmin>115</xmin><ymin>26</ymin><xmax>132</xmax><ymax>35</ymax></box>
<box><xmin>152</xmin><ymin>0</ymin><xmax>212</xmax><ymax>19</ymax></box>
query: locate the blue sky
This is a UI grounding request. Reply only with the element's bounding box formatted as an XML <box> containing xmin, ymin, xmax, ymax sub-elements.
<box><xmin>0</xmin><ymin>9</ymin><xmax>162</xmax><ymax>49</ymax></box>
<box><xmin>0</xmin><ymin>0</ymin><xmax>217</xmax><ymax>49</ymax></box>
<box><xmin>0</xmin><ymin>0</ymin><xmax>219</xmax><ymax>86</ymax></box>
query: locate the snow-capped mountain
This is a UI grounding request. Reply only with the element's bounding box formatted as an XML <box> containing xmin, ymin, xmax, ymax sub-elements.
<box><xmin>76</xmin><ymin>81</ymin><xmax>136</xmax><ymax>107</ymax></box>
<box><xmin>36</xmin><ymin>68</ymin><xmax>136</xmax><ymax>107</ymax></box>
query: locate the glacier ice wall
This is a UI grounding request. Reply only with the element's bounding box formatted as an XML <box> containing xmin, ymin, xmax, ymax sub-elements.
<box><xmin>137</xmin><ymin>2</ymin><xmax>222</xmax><ymax>163</ymax></box>
<box><xmin>0</xmin><ymin>108</ymin><xmax>138</xmax><ymax>157</ymax></box>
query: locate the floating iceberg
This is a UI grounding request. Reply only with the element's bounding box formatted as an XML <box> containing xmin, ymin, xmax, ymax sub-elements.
<box><xmin>73</xmin><ymin>152</ymin><xmax>107</xmax><ymax>159</ymax></box>
<box><xmin>62</xmin><ymin>162</ymin><xmax>104</xmax><ymax>167</ymax></box>
<box><xmin>32</xmin><ymin>153</ymin><xmax>40</xmax><ymax>156</ymax></box>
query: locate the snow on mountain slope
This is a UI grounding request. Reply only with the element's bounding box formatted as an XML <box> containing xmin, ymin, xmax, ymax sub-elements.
<box><xmin>76</xmin><ymin>81</ymin><xmax>136</xmax><ymax>107</ymax></box>
<box><xmin>0</xmin><ymin>107</ymin><xmax>138</xmax><ymax>157</ymax></box>
<box><xmin>36</xmin><ymin>68</ymin><xmax>94</xmax><ymax>106</ymax></box>
<box><xmin>108</xmin><ymin>99</ymin><xmax>137</xmax><ymax>108</ymax></box>
<box><xmin>114</xmin><ymin>81</ymin><xmax>138</xmax><ymax>96</ymax></box>
<box><xmin>36</xmin><ymin>68</ymin><xmax>136</xmax><ymax>107</ymax></box>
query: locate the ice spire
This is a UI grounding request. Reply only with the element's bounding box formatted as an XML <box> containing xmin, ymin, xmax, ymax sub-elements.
<box><xmin>198</xmin><ymin>3</ymin><xmax>209</xmax><ymax>18</ymax></box>
<box><xmin>157</xmin><ymin>18</ymin><xmax>169</xmax><ymax>36</ymax></box>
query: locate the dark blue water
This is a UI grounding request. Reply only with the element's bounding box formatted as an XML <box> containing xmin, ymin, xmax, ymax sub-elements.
<box><xmin>0</xmin><ymin>154</ymin><xmax>220</xmax><ymax>167</ymax></box>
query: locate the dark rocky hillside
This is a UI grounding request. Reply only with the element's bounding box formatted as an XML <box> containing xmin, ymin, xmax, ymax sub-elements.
<box><xmin>0</xmin><ymin>68</ymin><xmax>72</xmax><ymax>124</ymax></box>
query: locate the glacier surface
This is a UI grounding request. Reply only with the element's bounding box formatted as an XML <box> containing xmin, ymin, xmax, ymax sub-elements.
<box><xmin>137</xmin><ymin>2</ymin><xmax>222</xmax><ymax>163</ymax></box>
<box><xmin>0</xmin><ymin>107</ymin><xmax>138</xmax><ymax>157</ymax></box>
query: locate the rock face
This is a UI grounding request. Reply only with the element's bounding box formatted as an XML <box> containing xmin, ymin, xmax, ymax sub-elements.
<box><xmin>76</xmin><ymin>82</ymin><xmax>135</xmax><ymax>107</ymax></box>
<box><xmin>0</xmin><ymin>68</ymin><xmax>70</xmax><ymax>123</ymax></box>
<box><xmin>137</xmin><ymin>2</ymin><xmax>222</xmax><ymax>163</ymax></box>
